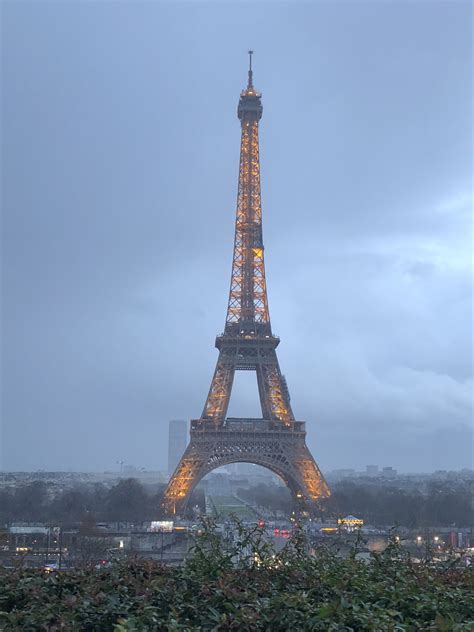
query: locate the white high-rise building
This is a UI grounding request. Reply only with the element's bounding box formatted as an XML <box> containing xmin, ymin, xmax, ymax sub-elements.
<box><xmin>168</xmin><ymin>420</ymin><xmax>188</xmax><ymax>477</ymax></box>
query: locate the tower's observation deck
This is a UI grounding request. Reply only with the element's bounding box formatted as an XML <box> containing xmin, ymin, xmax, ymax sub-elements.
<box><xmin>163</xmin><ymin>53</ymin><xmax>330</xmax><ymax>515</ymax></box>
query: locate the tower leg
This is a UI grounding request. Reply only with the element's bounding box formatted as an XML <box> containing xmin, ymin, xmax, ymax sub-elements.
<box><xmin>257</xmin><ymin>351</ymin><xmax>295</xmax><ymax>425</ymax></box>
<box><xmin>163</xmin><ymin>442</ymin><xmax>206</xmax><ymax>515</ymax></box>
<box><xmin>290</xmin><ymin>444</ymin><xmax>331</xmax><ymax>503</ymax></box>
<box><xmin>201</xmin><ymin>357</ymin><xmax>235</xmax><ymax>423</ymax></box>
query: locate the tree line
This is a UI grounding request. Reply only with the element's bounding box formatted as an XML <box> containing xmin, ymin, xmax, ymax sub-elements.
<box><xmin>0</xmin><ymin>477</ymin><xmax>471</xmax><ymax>527</ymax></box>
<box><xmin>238</xmin><ymin>479</ymin><xmax>472</xmax><ymax>527</ymax></box>
<box><xmin>323</xmin><ymin>480</ymin><xmax>473</xmax><ymax>527</ymax></box>
<box><xmin>0</xmin><ymin>479</ymin><xmax>202</xmax><ymax>525</ymax></box>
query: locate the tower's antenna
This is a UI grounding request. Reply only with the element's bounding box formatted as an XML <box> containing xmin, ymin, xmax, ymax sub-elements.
<box><xmin>248</xmin><ymin>50</ymin><xmax>254</xmax><ymax>88</ymax></box>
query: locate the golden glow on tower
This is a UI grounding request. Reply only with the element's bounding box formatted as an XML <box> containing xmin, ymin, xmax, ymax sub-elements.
<box><xmin>226</xmin><ymin>120</ymin><xmax>269</xmax><ymax>324</ymax></box>
<box><xmin>202</xmin><ymin>361</ymin><xmax>234</xmax><ymax>422</ymax></box>
<box><xmin>162</xmin><ymin>53</ymin><xmax>331</xmax><ymax>516</ymax></box>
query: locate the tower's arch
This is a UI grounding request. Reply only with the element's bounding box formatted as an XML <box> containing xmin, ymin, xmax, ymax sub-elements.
<box><xmin>163</xmin><ymin>420</ymin><xmax>329</xmax><ymax>516</ymax></box>
<box><xmin>180</xmin><ymin>457</ymin><xmax>299</xmax><ymax>514</ymax></box>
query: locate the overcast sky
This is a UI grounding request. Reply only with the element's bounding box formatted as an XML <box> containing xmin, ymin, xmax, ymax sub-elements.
<box><xmin>1</xmin><ymin>1</ymin><xmax>472</xmax><ymax>474</ymax></box>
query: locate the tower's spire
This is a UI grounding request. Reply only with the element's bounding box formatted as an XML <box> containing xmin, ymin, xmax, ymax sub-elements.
<box><xmin>247</xmin><ymin>50</ymin><xmax>254</xmax><ymax>88</ymax></box>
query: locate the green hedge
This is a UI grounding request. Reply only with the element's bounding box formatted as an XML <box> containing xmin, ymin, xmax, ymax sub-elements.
<box><xmin>0</xmin><ymin>522</ymin><xmax>473</xmax><ymax>631</ymax></box>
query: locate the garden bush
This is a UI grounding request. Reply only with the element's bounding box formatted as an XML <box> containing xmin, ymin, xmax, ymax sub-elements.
<box><xmin>0</xmin><ymin>521</ymin><xmax>472</xmax><ymax>631</ymax></box>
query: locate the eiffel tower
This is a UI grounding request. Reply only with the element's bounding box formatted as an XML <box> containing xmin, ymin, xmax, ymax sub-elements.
<box><xmin>164</xmin><ymin>53</ymin><xmax>330</xmax><ymax>515</ymax></box>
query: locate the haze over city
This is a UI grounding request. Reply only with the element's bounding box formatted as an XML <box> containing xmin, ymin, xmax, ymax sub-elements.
<box><xmin>2</xmin><ymin>1</ymin><xmax>472</xmax><ymax>474</ymax></box>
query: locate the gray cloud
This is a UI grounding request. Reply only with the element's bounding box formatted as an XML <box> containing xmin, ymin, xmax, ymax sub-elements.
<box><xmin>1</xmin><ymin>1</ymin><xmax>472</xmax><ymax>473</ymax></box>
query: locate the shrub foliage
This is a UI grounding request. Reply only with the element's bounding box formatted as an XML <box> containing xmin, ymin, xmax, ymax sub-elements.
<box><xmin>0</xmin><ymin>521</ymin><xmax>473</xmax><ymax>631</ymax></box>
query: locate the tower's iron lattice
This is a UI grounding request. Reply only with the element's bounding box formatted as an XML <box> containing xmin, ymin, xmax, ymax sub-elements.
<box><xmin>164</xmin><ymin>53</ymin><xmax>330</xmax><ymax>514</ymax></box>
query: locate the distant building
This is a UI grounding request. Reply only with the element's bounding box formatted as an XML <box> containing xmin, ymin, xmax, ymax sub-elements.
<box><xmin>227</xmin><ymin>462</ymin><xmax>272</xmax><ymax>477</ymax></box>
<box><xmin>330</xmin><ymin>469</ymin><xmax>356</xmax><ymax>480</ymax></box>
<box><xmin>366</xmin><ymin>465</ymin><xmax>379</xmax><ymax>477</ymax></box>
<box><xmin>123</xmin><ymin>464</ymin><xmax>138</xmax><ymax>474</ymax></box>
<box><xmin>168</xmin><ymin>420</ymin><xmax>188</xmax><ymax>477</ymax></box>
<box><xmin>382</xmin><ymin>466</ymin><xmax>397</xmax><ymax>478</ymax></box>
<box><xmin>338</xmin><ymin>515</ymin><xmax>364</xmax><ymax>531</ymax></box>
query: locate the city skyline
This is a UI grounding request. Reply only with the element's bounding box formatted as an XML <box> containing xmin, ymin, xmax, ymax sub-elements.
<box><xmin>2</xmin><ymin>2</ymin><xmax>472</xmax><ymax>473</ymax></box>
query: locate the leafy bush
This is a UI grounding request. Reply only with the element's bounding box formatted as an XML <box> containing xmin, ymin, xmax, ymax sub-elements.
<box><xmin>0</xmin><ymin>521</ymin><xmax>472</xmax><ymax>631</ymax></box>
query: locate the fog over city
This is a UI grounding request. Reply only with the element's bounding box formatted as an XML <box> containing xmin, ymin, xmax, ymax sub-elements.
<box><xmin>2</xmin><ymin>2</ymin><xmax>472</xmax><ymax>474</ymax></box>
